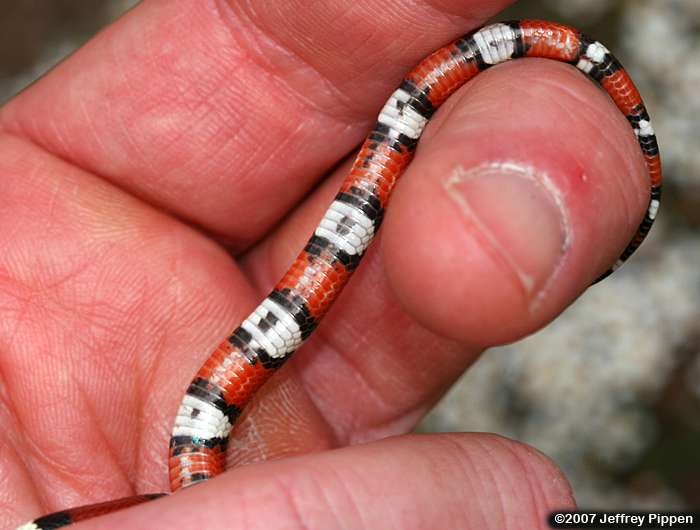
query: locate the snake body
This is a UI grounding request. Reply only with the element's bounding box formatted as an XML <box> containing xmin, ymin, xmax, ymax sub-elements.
<box><xmin>18</xmin><ymin>19</ymin><xmax>662</xmax><ymax>529</ymax></box>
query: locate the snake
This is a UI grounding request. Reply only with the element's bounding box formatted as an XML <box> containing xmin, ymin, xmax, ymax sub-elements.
<box><xmin>17</xmin><ymin>19</ymin><xmax>662</xmax><ymax>530</ymax></box>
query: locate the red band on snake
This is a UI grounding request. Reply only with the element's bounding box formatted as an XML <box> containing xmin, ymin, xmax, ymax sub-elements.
<box><xmin>17</xmin><ymin>19</ymin><xmax>662</xmax><ymax>530</ymax></box>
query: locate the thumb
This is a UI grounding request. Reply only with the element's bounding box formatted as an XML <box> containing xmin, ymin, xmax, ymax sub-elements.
<box><xmin>383</xmin><ymin>58</ymin><xmax>651</xmax><ymax>346</ymax></box>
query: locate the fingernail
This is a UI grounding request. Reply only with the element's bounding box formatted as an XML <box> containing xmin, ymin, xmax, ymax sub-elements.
<box><xmin>444</xmin><ymin>161</ymin><xmax>571</xmax><ymax>303</ymax></box>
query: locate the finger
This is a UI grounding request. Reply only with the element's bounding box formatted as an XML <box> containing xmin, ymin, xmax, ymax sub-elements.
<box><xmin>0</xmin><ymin>0</ymin><xmax>512</xmax><ymax>248</ymax></box>
<box><xmin>237</xmin><ymin>59</ymin><xmax>649</xmax><ymax>452</ymax></box>
<box><xmin>65</xmin><ymin>434</ymin><xmax>575</xmax><ymax>530</ymax></box>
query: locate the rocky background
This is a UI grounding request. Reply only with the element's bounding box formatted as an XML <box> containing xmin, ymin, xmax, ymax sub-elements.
<box><xmin>2</xmin><ymin>0</ymin><xmax>698</xmax><ymax>510</ymax></box>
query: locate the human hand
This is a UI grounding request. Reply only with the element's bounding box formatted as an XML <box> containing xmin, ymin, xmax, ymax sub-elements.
<box><xmin>1</xmin><ymin>1</ymin><xmax>651</xmax><ymax>528</ymax></box>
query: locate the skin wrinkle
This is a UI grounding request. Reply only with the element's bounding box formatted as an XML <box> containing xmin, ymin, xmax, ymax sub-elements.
<box><xmin>355</xmin><ymin>400</ymin><xmax>435</xmax><ymax>445</ymax></box>
<box><xmin>226</xmin><ymin>436</ymin><xmax>567</xmax><ymax>530</ymax></box>
<box><xmin>320</xmin><ymin>463</ymin><xmax>368</xmax><ymax>530</ymax></box>
<box><xmin>12</xmin><ymin>407</ymin><xmax>77</xmax><ymax>509</ymax></box>
<box><xmin>73</xmin><ymin>383</ymin><xmax>134</xmax><ymax>496</ymax></box>
<box><xmin>483</xmin><ymin>436</ymin><xmax>537</xmax><ymax>527</ymax></box>
<box><xmin>132</xmin><ymin>348</ymin><xmax>152</xmax><ymax>494</ymax></box>
<box><xmin>33</xmin><ymin>383</ymin><xmax>109</xmax><ymax>500</ymax></box>
<box><xmin>337</xmin><ymin>349</ymin><xmax>429</xmax><ymax>440</ymax></box>
<box><xmin>121</xmin><ymin>90</ymin><xmax>213</xmax><ymax>186</ymax></box>
<box><xmin>494</xmin><ymin>436</ymin><xmax>572</xmax><ymax>525</ymax></box>
<box><xmin>336</xmin><ymin>5</ymin><xmax>423</xmax><ymax>75</ymax></box>
<box><xmin>412</xmin><ymin>0</ymin><xmax>482</xmax><ymax>31</ymax></box>
<box><xmin>0</xmin><ymin>127</ymin><xmax>124</xmax><ymax>232</ymax></box>
<box><xmin>472</xmin><ymin>435</ymin><xmax>510</xmax><ymax>529</ymax></box>
<box><xmin>0</xmin><ymin>364</ymin><xmax>39</xmax><ymax>511</ymax></box>
<box><xmin>0</xmin><ymin>284</ymin><xmax>33</xmax><ymax>361</ymax></box>
<box><xmin>12</xmin><ymin>435</ymin><xmax>48</xmax><ymax>512</ymax></box>
<box><xmin>447</xmin><ymin>442</ymin><xmax>489</xmax><ymax>529</ymax></box>
<box><xmin>168</xmin><ymin>74</ymin><xmax>282</xmax><ymax>177</ymax></box>
<box><xmin>270</xmin><ymin>474</ymin><xmax>313</xmax><ymax>530</ymax></box>
<box><xmin>128</xmin><ymin>77</ymin><xmax>240</xmax><ymax>184</ymax></box>
<box><xmin>215</xmin><ymin>0</ymin><xmax>362</xmax><ymax>123</ymax></box>
<box><xmin>433</xmin><ymin>435</ymin><xmax>493</xmax><ymax>528</ymax></box>
<box><xmin>47</xmin><ymin>116</ymin><xmax>70</xmax><ymax>162</ymax></box>
<box><xmin>516</xmin><ymin>448</ymin><xmax>561</xmax><ymax>522</ymax></box>
<box><xmin>61</xmin><ymin>269</ymin><xmax>150</xmax><ymax>371</ymax></box>
<box><xmin>12</xmin><ymin>280</ymin><xmax>103</xmax><ymax>364</ymax></box>
<box><xmin>229</xmin><ymin>408</ymin><xmax>268</xmax><ymax>464</ymax></box>
<box><xmin>238</xmin><ymin>217</ymin><xmax>283</xmax><ymax>292</ymax></box>
<box><xmin>296</xmin><ymin>464</ymin><xmax>344</xmax><ymax>530</ymax></box>
<box><xmin>503</xmin><ymin>436</ymin><xmax>574</xmax><ymax>526</ymax></box>
<box><xmin>59</xmin><ymin>286</ymin><xmax>157</xmax><ymax>497</ymax></box>
<box><xmin>302</xmin><ymin>323</ymin><xmax>398</xmax><ymax>445</ymax></box>
<box><xmin>146</xmin><ymin>40</ymin><xmax>239</xmax><ymax>114</ymax></box>
<box><xmin>237</xmin><ymin>157</ymin><xmax>350</xmax><ymax>291</ymax></box>
<box><xmin>138</xmin><ymin>30</ymin><xmax>248</xmax><ymax>147</ymax></box>
<box><xmin>0</xmin><ymin>437</ymin><xmax>35</xmax><ymax>520</ymax></box>
<box><xmin>77</xmin><ymin>96</ymin><xmax>109</xmax><ymax>166</ymax></box>
<box><xmin>68</xmin><ymin>278</ymin><xmax>141</xmax><ymax>353</ymax></box>
<box><xmin>231</xmin><ymin>0</ymin><xmax>382</xmax><ymax>118</ymax></box>
<box><xmin>340</xmin><ymin>338</ymin><xmax>469</xmax><ymax>443</ymax></box>
<box><xmin>234</xmin><ymin>478</ymin><xmax>258</xmax><ymax>530</ymax></box>
<box><xmin>1</xmin><ymin>256</ymin><xmax>103</xmax><ymax>376</ymax></box>
<box><xmin>0</xmin><ymin>369</ymin><xmax>12</xmax><ymax>426</ymax></box>
<box><xmin>228</xmin><ymin>369</ymin><xmax>301</xmax><ymax>465</ymax></box>
<box><xmin>231</xmin><ymin>120</ymin><xmax>309</xmax><ymax>205</ymax></box>
<box><xmin>36</xmin><ymin>165</ymin><xmax>63</xmax><ymax>233</ymax></box>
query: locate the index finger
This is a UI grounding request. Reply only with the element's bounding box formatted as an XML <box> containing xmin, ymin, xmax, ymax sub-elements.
<box><xmin>0</xmin><ymin>0</ymin><xmax>512</xmax><ymax>249</ymax></box>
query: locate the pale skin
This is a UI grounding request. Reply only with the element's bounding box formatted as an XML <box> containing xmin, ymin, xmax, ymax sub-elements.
<box><xmin>0</xmin><ymin>1</ymin><xmax>650</xmax><ymax>529</ymax></box>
